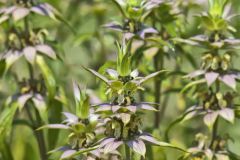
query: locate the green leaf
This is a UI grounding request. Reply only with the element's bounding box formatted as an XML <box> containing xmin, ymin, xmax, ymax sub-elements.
<box><xmin>165</xmin><ymin>108</ymin><xmax>200</xmax><ymax>141</ymax></box>
<box><xmin>120</xmin><ymin>53</ymin><xmax>131</xmax><ymax>76</ymax></box>
<box><xmin>0</xmin><ymin>102</ymin><xmax>18</xmax><ymax>139</ymax></box>
<box><xmin>0</xmin><ymin>102</ymin><xmax>18</xmax><ymax>159</ymax></box>
<box><xmin>78</xmin><ymin>96</ymin><xmax>90</xmax><ymax>119</ymax></box>
<box><xmin>181</xmin><ymin>79</ymin><xmax>206</xmax><ymax>93</ymax></box>
<box><xmin>37</xmin><ymin>124</ymin><xmax>69</xmax><ymax>130</ymax></box>
<box><xmin>110</xmin><ymin>81</ymin><xmax>124</xmax><ymax>91</ymax></box>
<box><xmin>209</xmin><ymin>0</ymin><xmax>228</xmax><ymax>17</ymax></box>
<box><xmin>36</xmin><ymin>55</ymin><xmax>56</xmax><ymax>99</ymax></box>
<box><xmin>138</xmin><ymin>70</ymin><xmax>168</xmax><ymax>85</ymax></box>
<box><xmin>111</xmin><ymin>0</ymin><xmax>127</xmax><ymax>17</ymax></box>
<box><xmin>139</xmin><ymin>134</ymin><xmax>186</xmax><ymax>152</ymax></box>
<box><xmin>83</xmin><ymin>67</ymin><xmax>110</xmax><ymax>85</ymax></box>
<box><xmin>60</xmin><ymin>145</ymin><xmax>99</xmax><ymax>159</ymax></box>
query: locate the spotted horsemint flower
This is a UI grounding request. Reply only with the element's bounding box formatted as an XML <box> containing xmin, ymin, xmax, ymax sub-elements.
<box><xmin>0</xmin><ymin>0</ymin><xmax>58</xmax><ymax>23</ymax></box>
<box><xmin>180</xmin><ymin>91</ymin><xmax>236</xmax><ymax>128</ymax></box>
<box><xmin>84</xmin><ymin>41</ymin><xmax>183</xmax><ymax>157</ymax></box>
<box><xmin>0</xmin><ymin>29</ymin><xmax>56</xmax><ymax>67</ymax></box>
<box><xmin>179</xmin><ymin>133</ymin><xmax>240</xmax><ymax>160</ymax></box>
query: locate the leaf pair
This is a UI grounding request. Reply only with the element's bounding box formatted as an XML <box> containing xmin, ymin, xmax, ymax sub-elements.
<box><xmin>73</xmin><ymin>82</ymin><xmax>90</xmax><ymax>119</ymax></box>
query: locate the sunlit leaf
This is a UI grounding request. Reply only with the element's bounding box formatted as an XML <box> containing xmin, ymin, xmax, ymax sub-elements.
<box><xmin>0</xmin><ymin>102</ymin><xmax>18</xmax><ymax>139</ymax></box>
<box><xmin>36</xmin><ymin>55</ymin><xmax>56</xmax><ymax>98</ymax></box>
<box><xmin>181</xmin><ymin>79</ymin><xmax>206</xmax><ymax>93</ymax></box>
<box><xmin>38</xmin><ymin>124</ymin><xmax>69</xmax><ymax>130</ymax></box>
<box><xmin>138</xmin><ymin>70</ymin><xmax>167</xmax><ymax>85</ymax></box>
<box><xmin>83</xmin><ymin>67</ymin><xmax>110</xmax><ymax>85</ymax></box>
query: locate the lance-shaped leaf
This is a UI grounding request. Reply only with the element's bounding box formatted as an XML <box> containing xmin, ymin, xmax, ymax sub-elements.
<box><xmin>79</xmin><ymin>96</ymin><xmax>90</xmax><ymax>119</ymax></box>
<box><xmin>103</xmin><ymin>22</ymin><xmax>123</xmax><ymax>32</ymax></box>
<box><xmin>181</xmin><ymin>79</ymin><xmax>206</xmax><ymax>93</ymax></box>
<box><xmin>138</xmin><ymin>103</ymin><xmax>158</xmax><ymax>111</ymax></box>
<box><xmin>173</xmin><ymin>38</ymin><xmax>199</xmax><ymax>46</ymax></box>
<box><xmin>219</xmin><ymin>108</ymin><xmax>235</xmax><ymax>123</ymax></box>
<box><xmin>111</xmin><ymin>0</ymin><xmax>127</xmax><ymax>17</ymax></box>
<box><xmin>37</xmin><ymin>124</ymin><xmax>69</xmax><ymax>130</ymax></box>
<box><xmin>204</xmin><ymin>111</ymin><xmax>219</xmax><ymax>128</ymax></box>
<box><xmin>73</xmin><ymin>82</ymin><xmax>81</xmax><ymax>102</ymax></box>
<box><xmin>138</xmin><ymin>70</ymin><xmax>168</xmax><ymax>85</ymax></box>
<box><xmin>62</xmin><ymin>145</ymin><xmax>100</xmax><ymax>159</ymax></box>
<box><xmin>95</xmin><ymin>104</ymin><xmax>112</xmax><ymax>112</ymax></box>
<box><xmin>165</xmin><ymin>107</ymin><xmax>202</xmax><ymax>141</ymax></box>
<box><xmin>119</xmin><ymin>53</ymin><xmax>131</xmax><ymax>76</ymax></box>
<box><xmin>127</xmin><ymin>140</ymin><xmax>146</xmax><ymax>157</ymax></box>
<box><xmin>184</xmin><ymin>70</ymin><xmax>205</xmax><ymax>79</ymax></box>
<box><xmin>139</xmin><ymin>134</ymin><xmax>187</xmax><ymax>152</ymax></box>
<box><xmin>0</xmin><ymin>102</ymin><xmax>18</xmax><ymax>139</ymax></box>
<box><xmin>36</xmin><ymin>55</ymin><xmax>56</xmax><ymax>98</ymax></box>
<box><xmin>83</xmin><ymin>67</ymin><xmax>110</xmax><ymax>85</ymax></box>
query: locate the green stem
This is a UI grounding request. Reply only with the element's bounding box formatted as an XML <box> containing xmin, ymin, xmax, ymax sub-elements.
<box><xmin>125</xmin><ymin>144</ymin><xmax>131</xmax><ymax>160</ymax></box>
<box><xmin>154</xmin><ymin>51</ymin><xmax>164</xmax><ymax>128</ymax></box>
<box><xmin>210</xmin><ymin>79</ymin><xmax>220</xmax><ymax>149</ymax></box>
<box><xmin>34</xmin><ymin>107</ymin><xmax>48</xmax><ymax>160</ymax></box>
<box><xmin>26</xmin><ymin>105</ymin><xmax>48</xmax><ymax>160</ymax></box>
<box><xmin>210</xmin><ymin>117</ymin><xmax>218</xmax><ymax>149</ymax></box>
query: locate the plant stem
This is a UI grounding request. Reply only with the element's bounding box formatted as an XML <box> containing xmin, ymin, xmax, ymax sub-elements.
<box><xmin>34</xmin><ymin>108</ymin><xmax>48</xmax><ymax>160</ymax></box>
<box><xmin>210</xmin><ymin>117</ymin><xmax>218</xmax><ymax>149</ymax></box>
<box><xmin>26</xmin><ymin>61</ymin><xmax>47</xmax><ymax>159</ymax></box>
<box><xmin>26</xmin><ymin>105</ymin><xmax>48</xmax><ymax>160</ymax></box>
<box><xmin>125</xmin><ymin>144</ymin><xmax>131</xmax><ymax>160</ymax></box>
<box><xmin>210</xmin><ymin>79</ymin><xmax>220</xmax><ymax>149</ymax></box>
<box><xmin>154</xmin><ymin>51</ymin><xmax>164</xmax><ymax>128</ymax></box>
